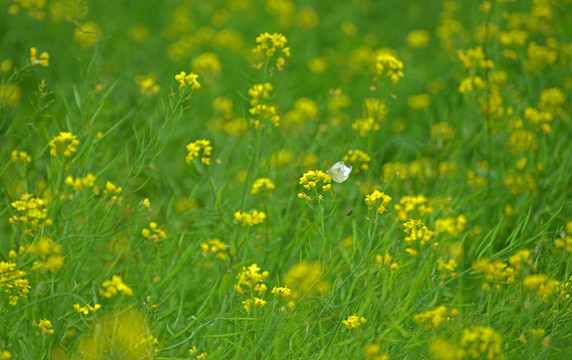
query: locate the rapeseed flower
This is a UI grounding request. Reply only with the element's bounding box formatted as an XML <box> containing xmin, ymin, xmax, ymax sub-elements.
<box><xmin>74</xmin><ymin>303</ymin><xmax>102</xmax><ymax>315</ymax></box>
<box><xmin>99</xmin><ymin>275</ymin><xmax>133</xmax><ymax>298</ymax></box>
<box><xmin>242</xmin><ymin>297</ymin><xmax>267</xmax><ymax>312</ymax></box>
<box><xmin>33</xmin><ymin>319</ymin><xmax>54</xmax><ymax>334</ymax></box>
<box><xmin>49</xmin><ymin>132</ymin><xmax>79</xmax><ymax>157</ymax></box>
<box><xmin>298</xmin><ymin>170</ymin><xmax>331</xmax><ymax>201</ymax></box>
<box><xmin>9</xmin><ymin>193</ymin><xmax>51</xmax><ymax>232</ymax></box>
<box><xmin>0</xmin><ymin>261</ymin><xmax>30</xmax><ymax>305</ymax></box>
<box><xmin>343</xmin><ymin>315</ymin><xmax>367</xmax><ymax>330</ymax></box>
<box><xmin>186</xmin><ymin>139</ymin><xmax>212</xmax><ymax>165</ymax></box>
<box><xmin>234</xmin><ymin>264</ymin><xmax>269</xmax><ymax>295</ymax></box>
<box><xmin>234</xmin><ymin>210</ymin><xmax>266</xmax><ymax>226</ymax></box>
<box><xmin>30</xmin><ymin>47</ymin><xmax>49</xmax><ymax>66</ymax></box>
<box><xmin>459</xmin><ymin>326</ymin><xmax>504</xmax><ymax>360</ymax></box>
<box><xmin>250</xmin><ymin>178</ymin><xmax>276</xmax><ymax>194</ymax></box>
<box><xmin>375</xmin><ymin>53</ymin><xmax>404</xmax><ymax>85</ymax></box>
<box><xmin>343</xmin><ymin>149</ymin><xmax>371</xmax><ymax>171</ymax></box>
<box><xmin>253</xmin><ymin>32</ymin><xmax>290</xmax><ymax>69</ymax></box>
<box><xmin>200</xmin><ymin>238</ymin><xmax>229</xmax><ymax>260</ymax></box>
<box><xmin>141</xmin><ymin>222</ymin><xmax>167</xmax><ymax>242</ymax></box>
<box><xmin>365</xmin><ymin>190</ymin><xmax>392</xmax><ymax>214</ymax></box>
<box><xmin>175</xmin><ymin>71</ymin><xmax>201</xmax><ymax>89</ymax></box>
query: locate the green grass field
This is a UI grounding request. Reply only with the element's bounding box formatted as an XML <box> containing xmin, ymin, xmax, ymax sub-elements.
<box><xmin>1</xmin><ymin>0</ymin><xmax>572</xmax><ymax>359</ymax></box>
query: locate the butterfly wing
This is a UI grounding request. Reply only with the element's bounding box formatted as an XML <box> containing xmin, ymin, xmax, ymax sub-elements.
<box><xmin>327</xmin><ymin>161</ymin><xmax>352</xmax><ymax>183</ymax></box>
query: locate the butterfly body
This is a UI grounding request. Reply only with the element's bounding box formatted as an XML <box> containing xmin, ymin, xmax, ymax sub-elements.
<box><xmin>326</xmin><ymin>161</ymin><xmax>352</xmax><ymax>183</ymax></box>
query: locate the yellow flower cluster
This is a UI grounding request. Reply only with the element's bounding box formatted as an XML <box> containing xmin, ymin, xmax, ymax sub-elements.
<box><xmin>73</xmin><ymin>303</ymin><xmax>102</xmax><ymax>315</ymax></box>
<box><xmin>282</xmin><ymin>97</ymin><xmax>319</xmax><ymax>130</ymax></box>
<box><xmin>508</xmin><ymin>249</ymin><xmax>531</xmax><ymax>270</ymax></box>
<box><xmin>351</xmin><ymin>116</ymin><xmax>380</xmax><ymax>137</ymax></box>
<box><xmin>406</xmin><ymin>29</ymin><xmax>430</xmax><ymax>49</ymax></box>
<box><xmin>242</xmin><ymin>297</ymin><xmax>267</xmax><ymax>312</ymax></box>
<box><xmin>343</xmin><ymin>149</ymin><xmax>371</xmax><ymax>171</ymax></box>
<box><xmin>343</xmin><ymin>314</ymin><xmax>367</xmax><ymax>330</ymax></box>
<box><xmin>186</xmin><ymin>139</ymin><xmax>213</xmax><ymax>165</ymax></box>
<box><xmin>200</xmin><ymin>238</ymin><xmax>229</xmax><ymax>260</ymax></box>
<box><xmin>0</xmin><ymin>261</ymin><xmax>30</xmax><ymax>305</ymax></box>
<box><xmin>191</xmin><ymin>52</ymin><xmax>222</xmax><ymax>76</ymax></box>
<box><xmin>459</xmin><ymin>326</ymin><xmax>504</xmax><ymax>360</ymax></box>
<box><xmin>99</xmin><ymin>275</ymin><xmax>133</xmax><ymax>298</ymax></box>
<box><xmin>283</xmin><ymin>261</ymin><xmax>330</xmax><ymax>300</ymax></box>
<box><xmin>365</xmin><ymin>190</ymin><xmax>392</xmax><ymax>214</ymax></box>
<box><xmin>434</xmin><ymin>215</ymin><xmax>467</xmax><ymax>237</ymax></box>
<box><xmin>403</xmin><ymin>219</ymin><xmax>435</xmax><ymax>251</ymax></box>
<box><xmin>375</xmin><ymin>253</ymin><xmax>399</xmax><ymax>273</ymax></box>
<box><xmin>466</xmin><ymin>170</ymin><xmax>488</xmax><ymax>188</ymax></box>
<box><xmin>298</xmin><ymin>170</ymin><xmax>332</xmax><ymax>201</ymax></box>
<box><xmin>30</xmin><ymin>47</ymin><xmax>49</xmax><ymax>67</ymax></box>
<box><xmin>413</xmin><ymin>305</ymin><xmax>458</xmax><ymax>330</ymax></box>
<box><xmin>49</xmin><ymin>132</ymin><xmax>79</xmax><ymax>157</ymax></box>
<box><xmin>135</xmin><ymin>74</ymin><xmax>160</xmax><ymax>96</ymax></box>
<box><xmin>175</xmin><ymin>71</ymin><xmax>201</xmax><ymax>89</ymax></box>
<box><xmin>11</xmin><ymin>150</ymin><xmax>31</xmax><ymax>163</ymax></box>
<box><xmin>65</xmin><ymin>173</ymin><xmax>97</xmax><ymax>190</ymax></box>
<box><xmin>141</xmin><ymin>222</ymin><xmax>167</xmax><ymax>242</ymax></box>
<box><xmin>555</xmin><ymin>224</ymin><xmax>572</xmax><ymax>252</ymax></box>
<box><xmin>253</xmin><ymin>32</ymin><xmax>290</xmax><ymax>69</ymax></box>
<box><xmin>26</xmin><ymin>237</ymin><xmax>64</xmax><ymax>273</ymax></box>
<box><xmin>234</xmin><ymin>263</ymin><xmax>269</xmax><ymax>295</ymax></box>
<box><xmin>234</xmin><ymin>210</ymin><xmax>266</xmax><ymax>226</ymax></box>
<box><xmin>375</xmin><ymin>53</ymin><xmax>404</xmax><ymax>85</ymax></box>
<box><xmin>250</xmin><ymin>177</ymin><xmax>276</xmax><ymax>194</ymax></box>
<box><xmin>457</xmin><ymin>46</ymin><xmax>494</xmax><ymax>69</ymax></box>
<box><xmin>0</xmin><ymin>83</ymin><xmax>21</xmax><ymax>108</ymax></box>
<box><xmin>502</xmin><ymin>170</ymin><xmax>538</xmax><ymax>196</ymax></box>
<box><xmin>248</xmin><ymin>83</ymin><xmax>274</xmax><ymax>106</ymax></box>
<box><xmin>394</xmin><ymin>195</ymin><xmax>433</xmax><ymax>222</ymax></box>
<box><xmin>271</xmin><ymin>286</ymin><xmax>291</xmax><ymax>297</ymax></box>
<box><xmin>437</xmin><ymin>258</ymin><xmax>458</xmax><ymax>278</ymax></box>
<box><xmin>249</xmin><ymin>104</ymin><xmax>280</xmax><ymax>128</ymax></box>
<box><xmin>472</xmin><ymin>258</ymin><xmax>515</xmax><ymax>290</ymax></box>
<box><xmin>523</xmin><ymin>274</ymin><xmax>559</xmax><ymax>298</ymax></box>
<box><xmin>33</xmin><ymin>319</ymin><xmax>54</xmax><ymax>335</ymax></box>
<box><xmin>9</xmin><ymin>193</ymin><xmax>51</xmax><ymax>232</ymax></box>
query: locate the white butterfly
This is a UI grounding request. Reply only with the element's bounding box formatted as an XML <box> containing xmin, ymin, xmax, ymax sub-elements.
<box><xmin>326</xmin><ymin>161</ymin><xmax>352</xmax><ymax>183</ymax></box>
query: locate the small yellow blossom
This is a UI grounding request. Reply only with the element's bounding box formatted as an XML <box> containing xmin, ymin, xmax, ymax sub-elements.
<box><xmin>234</xmin><ymin>210</ymin><xmax>266</xmax><ymax>226</ymax></box>
<box><xmin>0</xmin><ymin>261</ymin><xmax>30</xmax><ymax>305</ymax></box>
<box><xmin>253</xmin><ymin>32</ymin><xmax>290</xmax><ymax>69</ymax></box>
<box><xmin>9</xmin><ymin>193</ymin><xmax>51</xmax><ymax>232</ymax></box>
<box><xmin>271</xmin><ymin>286</ymin><xmax>291</xmax><ymax>297</ymax></box>
<box><xmin>298</xmin><ymin>170</ymin><xmax>332</xmax><ymax>201</ymax></box>
<box><xmin>343</xmin><ymin>315</ymin><xmax>367</xmax><ymax>330</ymax></box>
<box><xmin>235</xmin><ymin>264</ymin><xmax>269</xmax><ymax>294</ymax></box>
<box><xmin>251</xmin><ymin>178</ymin><xmax>276</xmax><ymax>194</ymax></box>
<box><xmin>65</xmin><ymin>173</ymin><xmax>96</xmax><ymax>191</ymax></box>
<box><xmin>99</xmin><ymin>275</ymin><xmax>133</xmax><ymax>298</ymax></box>
<box><xmin>242</xmin><ymin>297</ymin><xmax>267</xmax><ymax>312</ymax></box>
<box><xmin>375</xmin><ymin>53</ymin><xmax>404</xmax><ymax>85</ymax></box>
<box><xmin>186</xmin><ymin>139</ymin><xmax>212</xmax><ymax>165</ymax></box>
<box><xmin>365</xmin><ymin>190</ymin><xmax>392</xmax><ymax>214</ymax></box>
<box><xmin>33</xmin><ymin>319</ymin><xmax>54</xmax><ymax>334</ymax></box>
<box><xmin>200</xmin><ymin>238</ymin><xmax>229</xmax><ymax>260</ymax></box>
<box><xmin>73</xmin><ymin>303</ymin><xmax>102</xmax><ymax>315</ymax></box>
<box><xmin>30</xmin><ymin>47</ymin><xmax>49</xmax><ymax>66</ymax></box>
<box><xmin>135</xmin><ymin>74</ymin><xmax>160</xmax><ymax>96</ymax></box>
<box><xmin>49</xmin><ymin>132</ymin><xmax>79</xmax><ymax>157</ymax></box>
<box><xmin>141</xmin><ymin>222</ymin><xmax>167</xmax><ymax>241</ymax></box>
<box><xmin>175</xmin><ymin>71</ymin><xmax>201</xmax><ymax>89</ymax></box>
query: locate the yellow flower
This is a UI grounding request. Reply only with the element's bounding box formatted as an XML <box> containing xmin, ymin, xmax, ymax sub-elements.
<box><xmin>186</xmin><ymin>139</ymin><xmax>212</xmax><ymax>165</ymax></box>
<box><xmin>365</xmin><ymin>190</ymin><xmax>392</xmax><ymax>214</ymax></box>
<box><xmin>375</xmin><ymin>53</ymin><xmax>404</xmax><ymax>85</ymax></box>
<box><xmin>343</xmin><ymin>315</ymin><xmax>367</xmax><ymax>330</ymax></box>
<box><xmin>73</xmin><ymin>303</ymin><xmax>102</xmax><ymax>315</ymax></box>
<box><xmin>30</xmin><ymin>47</ymin><xmax>49</xmax><ymax>67</ymax></box>
<box><xmin>251</xmin><ymin>178</ymin><xmax>276</xmax><ymax>194</ymax></box>
<box><xmin>175</xmin><ymin>71</ymin><xmax>201</xmax><ymax>89</ymax></box>
<box><xmin>253</xmin><ymin>32</ymin><xmax>290</xmax><ymax>69</ymax></box>
<box><xmin>271</xmin><ymin>286</ymin><xmax>291</xmax><ymax>297</ymax></box>
<box><xmin>49</xmin><ymin>132</ymin><xmax>79</xmax><ymax>157</ymax></box>
<box><xmin>99</xmin><ymin>275</ymin><xmax>133</xmax><ymax>298</ymax></box>
<box><xmin>33</xmin><ymin>319</ymin><xmax>54</xmax><ymax>334</ymax></box>
<box><xmin>406</xmin><ymin>29</ymin><xmax>430</xmax><ymax>49</ymax></box>
<box><xmin>234</xmin><ymin>210</ymin><xmax>266</xmax><ymax>226</ymax></box>
<box><xmin>74</xmin><ymin>21</ymin><xmax>101</xmax><ymax>49</ymax></box>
